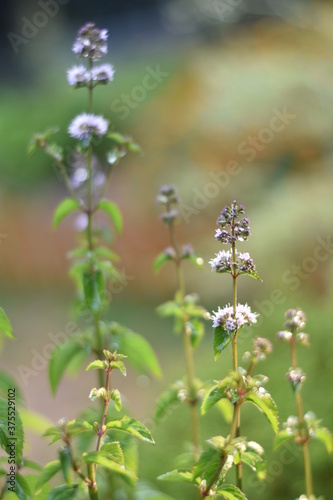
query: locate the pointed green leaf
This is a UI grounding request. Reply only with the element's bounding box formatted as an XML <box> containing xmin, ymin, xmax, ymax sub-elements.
<box><xmin>0</xmin><ymin>372</ymin><xmax>22</xmax><ymax>403</ymax></box>
<box><xmin>110</xmin><ymin>323</ymin><xmax>161</xmax><ymax>378</ymax></box>
<box><xmin>245</xmin><ymin>389</ymin><xmax>279</xmax><ymax>434</ymax></box>
<box><xmin>0</xmin><ymin>308</ymin><xmax>14</xmax><ymax>339</ymax></box>
<box><xmin>314</xmin><ymin>426</ymin><xmax>333</xmax><ymax>454</ymax></box>
<box><xmin>86</xmin><ymin>360</ymin><xmax>106</xmax><ymax>372</ymax></box>
<box><xmin>216</xmin><ymin>484</ymin><xmax>248</xmax><ymax>499</ymax></box>
<box><xmin>214</xmin><ymin>326</ymin><xmax>232</xmax><ymax>360</ymax></box>
<box><xmin>67</xmin><ymin>419</ymin><xmax>94</xmax><ymax>435</ymax></box>
<box><xmin>83</xmin><ymin>270</ymin><xmax>104</xmax><ymax>314</ymax></box>
<box><xmin>158</xmin><ymin>470</ymin><xmax>195</xmax><ymax>484</ymax></box>
<box><xmin>274</xmin><ymin>430</ymin><xmax>296</xmax><ymax>449</ymax></box>
<box><xmin>97</xmin><ymin>199</ymin><xmax>123</xmax><ymax>234</ymax></box>
<box><xmin>53</xmin><ymin>198</ymin><xmax>81</xmax><ymax>229</ymax></box>
<box><xmin>154</xmin><ymin>382</ymin><xmax>184</xmax><ymax>423</ymax></box>
<box><xmin>15</xmin><ymin>472</ymin><xmax>33</xmax><ymax>499</ymax></box>
<box><xmin>154</xmin><ymin>252</ymin><xmax>173</xmax><ymax>273</ymax></box>
<box><xmin>126</xmin><ymin>141</ymin><xmax>142</xmax><ymax>154</ymax></box>
<box><xmin>49</xmin><ymin>340</ymin><xmax>89</xmax><ymax>395</ymax></box>
<box><xmin>239</xmin><ymin>269</ymin><xmax>262</xmax><ymax>281</ymax></box>
<box><xmin>100</xmin><ymin>442</ymin><xmax>124</xmax><ymax>465</ymax></box>
<box><xmin>0</xmin><ymin>398</ymin><xmax>24</xmax><ymax>464</ymax></box>
<box><xmin>110</xmin><ymin>361</ymin><xmax>126</xmax><ymax>376</ymax></box>
<box><xmin>187</xmin><ymin>320</ymin><xmax>204</xmax><ymax>348</ymax></box>
<box><xmin>59</xmin><ymin>448</ymin><xmax>72</xmax><ymax>486</ymax></box>
<box><xmin>48</xmin><ymin>484</ymin><xmax>78</xmax><ymax>500</ymax></box>
<box><xmin>193</xmin><ymin>447</ymin><xmax>221</xmax><ymax>483</ymax></box>
<box><xmin>201</xmin><ymin>378</ymin><xmax>233</xmax><ymax>415</ymax></box>
<box><xmin>106</xmin><ymin>416</ymin><xmax>155</xmax><ymax>444</ymax></box>
<box><xmin>82</xmin><ymin>451</ymin><xmax>136</xmax><ymax>484</ymax></box>
<box><xmin>107</xmin><ymin>132</ymin><xmax>127</xmax><ymax>144</ymax></box>
<box><xmin>156</xmin><ymin>301</ymin><xmax>183</xmax><ymax>320</ymax></box>
<box><xmin>110</xmin><ymin>389</ymin><xmax>122</xmax><ymax>412</ymax></box>
<box><xmin>35</xmin><ymin>460</ymin><xmax>62</xmax><ymax>492</ymax></box>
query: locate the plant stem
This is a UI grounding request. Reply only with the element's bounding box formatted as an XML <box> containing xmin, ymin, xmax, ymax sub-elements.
<box><xmin>168</xmin><ymin>220</ymin><xmax>200</xmax><ymax>457</ymax></box>
<box><xmin>202</xmin><ymin>401</ymin><xmax>241</xmax><ymax>497</ymax></box>
<box><xmin>290</xmin><ymin>337</ymin><xmax>313</xmax><ymax>499</ymax></box>
<box><xmin>96</xmin><ymin>367</ymin><xmax>111</xmax><ymax>453</ymax></box>
<box><xmin>231</xmin><ymin>240</ymin><xmax>242</xmax><ymax>490</ymax></box>
<box><xmin>87</xmin><ymin>463</ymin><xmax>99</xmax><ymax>500</ymax></box>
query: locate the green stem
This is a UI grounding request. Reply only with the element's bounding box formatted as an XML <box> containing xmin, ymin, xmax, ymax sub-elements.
<box><xmin>87</xmin><ymin>463</ymin><xmax>99</xmax><ymax>500</ymax></box>
<box><xmin>202</xmin><ymin>401</ymin><xmax>241</xmax><ymax>497</ymax></box>
<box><xmin>290</xmin><ymin>338</ymin><xmax>313</xmax><ymax>499</ymax></box>
<box><xmin>96</xmin><ymin>367</ymin><xmax>111</xmax><ymax>453</ymax></box>
<box><xmin>231</xmin><ymin>240</ymin><xmax>242</xmax><ymax>490</ymax></box>
<box><xmin>168</xmin><ymin>220</ymin><xmax>200</xmax><ymax>457</ymax></box>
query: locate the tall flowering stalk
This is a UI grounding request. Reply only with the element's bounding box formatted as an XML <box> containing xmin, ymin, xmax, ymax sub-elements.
<box><xmin>30</xmin><ymin>23</ymin><xmax>160</xmax><ymax>499</ymax></box>
<box><xmin>159</xmin><ymin>201</ymin><xmax>278</xmax><ymax>499</ymax></box>
<box><xmin>154</xmin><ymin>186</ymin><xmax>208</xmax><ymax>459</ymax></box>
<box><xmin>276</xmin><ymin>309</ymin><xmax>333</xmax><ymax>500</ymax></box>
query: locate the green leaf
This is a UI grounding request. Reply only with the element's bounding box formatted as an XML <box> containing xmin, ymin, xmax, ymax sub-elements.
<box><xmin>110</xmin><ymin>361</ymin><xmax>126</xmax><ymax>376</ymax></box>
<box><xmin>216</xmin><ymin>484</ymin><xmax>247</xmax><ymax>499</ymax></box>
<box><xmin>314</xmin><ymin>426</ymin><xmax>333</xmax><ymax>454</ymax></box>
<box><xmin>48</xmin><ymin>484</ymin><xmax>78</xmax><ymax>500</ymax></box>
<box><xmin>83</xmin><ymin>270</ymin><xmax>104</xmax><ymax>314</ymax></box>
<box><xmin>156</xmin><ymin>301</ymin><xmax>183</xmax><ymax>320</ymax></box>
<box><xmin>86</xmin><ymin>360</ymin><xmax>106</xmax><ymax>372</ymax></box>
<box><xmin>214</xmin><ymin>326</ymin><xmax>232</xmax><ymax>360</ymax></box>
<box><xmin>106</xmin><ymin>416</ymin><xmax>155</xmax><ymax>444</ymax></box>
<box><xmin>43</xmin><ymin>427</ymin><xmax>62</xmax><ymax>444</ymax></box>
<box><xmin>0</xmin><ymin>397</ymin><xmax>24</xmax><ymax>464</ymax></box>
<box><xmin>97</xmin><ymin>199</ymin><xmax>123</xmax><ymax>234</ymax></box>
<box><xmin>154</xmin><ymin>252</ymin><xmax>173</xmax><ymax>273</ymax></box>
<box><xmin>35</xmin><ymin>461</ymin><xmax>62</xmax><ymax>491</ymax></box>
<box><xmin>0</xmin><ymin>372</ymin><xmax>23</xmax><ymax>403</ymax></box>
<box><xmin>239</xmin><ymin>269</ymin><xmax>262</xmax><ymax>282</ymax></box>
<box><xmin>154</xmin><ymin>382</ymin><xmax>184</xmax><ymax>423</ymax></box>
<box><xmin>110</xmin><ymin>389</ymin><xmax>122</xmax><ymax>412</ymax></box>
<box><xmin>59</xmin><ymin>448</ymin><xmax>72</xmax><ymax>486</ymax></box>
<box><xmin>193</xmin><ymin>447</ymin><xmax>221</xmax><ymax>483</ymax></box>
<box><xmin>0</xmin><ymin>308</ymin><xmax>14</xmax><ymax>339</ymax></box>
<box><xmin>107</xmin><ymin>132</ymin><xmax>127</xmax><ymax>144</ymax></box>
<box><xmin>49</xmin><ymin>340</ymin><xmax>89</xmax><ymax>395</ymax></box>
<box><xmin>82</xmin><ymin>451</ymin><xmax>136</xmax><ymax>484</ymax></box>
<box><xmin>15</xmin><ymin>473</ymin><xmax>33</xmax><ymax>500</ymax></box>
<box><xmin>201</xmin><ymin>378</ymin><xmax>233</xmax><ymax>415</ymax></box>
<box><xmin>110</xmin><ymin>323</ymin><xmax>161</xmax><ymax>378</ymax></box>
<box><xmin>21</xmin><ymin>459</ymin><xmax>43</xmax><ymax>472</ymax></box>
<box><xmin>53</xmin><ymin>198</ymin><xmax>81</xmax><ymax>229</ymax></box>
<box><xmin>158</xmin><ymin>470</ymin><xmax>195</xmax><ymax>484</ymax></box>
<box><xmin>67</xmin><ymin>419</ymin><xmax>94</xmax><ymax>435</ymax></box>
<box><xmin>187</xmin><ymin>320</ymin><xmax>204</xmax><ymax>348</ymax></box>
<box><xmin>274</xmin><ymin>430</ymin><xmax>296</xmax><ymax>449</ymax></box>
<box><xmin>216</xmin><ymin>399</ymin><xmax>233</xmax><ymax>424</ymax></box>
<box><xmin>126</xmin><ymin>141</ymin><xmax>142</xmax><ymax>154</ymax></box>
<box><xmin>245</xmin><ymin>389</ymin><xmax>279</xmax><ymax>434</ymax></box>
<box><xmin>100</xmin><ymin>442</ymin><xmax>124</xmax><ymax>465</ymax></box>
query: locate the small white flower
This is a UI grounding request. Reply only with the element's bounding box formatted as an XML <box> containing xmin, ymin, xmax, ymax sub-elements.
<box><xmin>67</xmin><ymin>65</ymin><xmax>89</xmax><ymax>87</ymax></box>
<box><xmin>211</xmin><ymin>303</ymin><xmax>258</xmax><ymax>331</ymax></box>
<box><xmin>68</xmin><ymin>113</ymin><xmax>109</xmax><ymax>141</ymax></box>
<box><xmin>91</xmin><ymin>63</ymin><xmax>115</xmax><ymax>83</ymax></box>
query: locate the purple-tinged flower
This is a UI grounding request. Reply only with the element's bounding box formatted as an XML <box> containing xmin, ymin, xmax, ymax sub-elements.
<box><xmin>73</xmin><ymin>23</ymin><xmax>108</xmax><ymax>60</ymax></box>
<box><xmin>211</xmin><ymin>303</ymin><xmax>258</xmax><ymax>331</ymax></box>
<box><xmin>68</xmin><ymin>113</ymin><xmax>109</xmax><ymax>141</ymax></box>
<box><xmin>67</xmin><ymin>65</ymin><xmax>89</xmax><ymax>87</ymax></box>
<box><xmin>91</xmin><ymin>64</ymin><xmax>115</xmax><ymax>84</ymax></box>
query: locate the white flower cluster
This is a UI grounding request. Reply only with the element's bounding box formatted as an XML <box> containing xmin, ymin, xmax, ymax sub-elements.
<box><xmin>211</xmin><ymin>303</ymin><xmax>258</xmax><ymax>331</ymax></box>
<box><xmin>209</xmin><ymin>249</ymin><xmax>255</xmax><ymax>275</ymax></box>
<box><xmin>67</xmin><ymin>64</ymin><xmax>115</xmax><ymax>88</ymax></box>
<box><xmin>68</xmin><ymin>113</ymin><xmax>109</xmax><ymax>141</ymax></box>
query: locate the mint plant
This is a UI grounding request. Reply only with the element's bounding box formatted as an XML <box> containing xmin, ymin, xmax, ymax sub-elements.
<box><xmin>29</xmin><ymin>23</ymin><xmax>160</xmax><ymax>499</ymax></box>
<box><xmin>275</xmin><ymin>308</ymin><xmax>333</xmax><ymax>500</ymax></box>
<box><xmin>154</xmin><ymin>186</ymin><xmax>208</xmax><ymax>459</ymax></box>
<box><xmin>159</xmin><ymin>201</ymin><xmax>278</xmax><ymax>499</ymax></box>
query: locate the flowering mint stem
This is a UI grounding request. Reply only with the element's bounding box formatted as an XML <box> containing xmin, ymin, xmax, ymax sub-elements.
<box><xmin>290</xmin><ymin>336</ymin><xmax>313</xmax><ymax>498</ymax></box>
<box><xmin>168</xmin><ymin>216</ymin><xmax>200</xmax><ymax>457</ymax></box>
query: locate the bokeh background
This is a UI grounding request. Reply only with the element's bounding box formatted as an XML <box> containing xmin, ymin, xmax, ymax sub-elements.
<box><xmin>1</xmin><ymin>0</ymin><xmax>333</xmax><ymax>498</ymax></box>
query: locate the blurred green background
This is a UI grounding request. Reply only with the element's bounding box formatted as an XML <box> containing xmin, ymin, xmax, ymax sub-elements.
<box><xmin>1</xmin><ymin>0</ymin><xmax>333</xmax><ymax>498</ymax></box>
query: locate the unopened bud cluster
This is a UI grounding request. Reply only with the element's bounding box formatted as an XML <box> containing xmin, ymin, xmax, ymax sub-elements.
<box><xmin>157</xmin><ymin>185</ymin><xmax>180</xmax><ymax>225</ymax></box>
<box><xmin>286</xmin><ymin>368</ymin><xmax>306</xmax><ymax>392</ymax></box>
<box><xmin>215</xmin><ymin>200</ymin><xmax>250</xmax><ymax>244</ymax></box>
<box><xmin>277</xmin><ymin>308</ymin><xmax>309</xmax><ymax>345</ymax></box>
